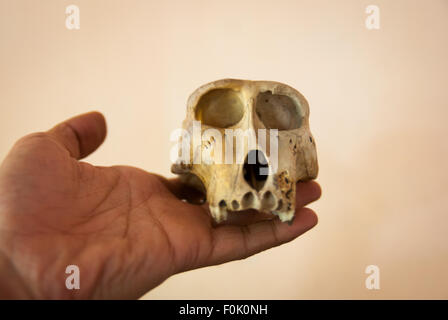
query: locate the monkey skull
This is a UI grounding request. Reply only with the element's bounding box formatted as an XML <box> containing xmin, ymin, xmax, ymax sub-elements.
<box><xmin>172</xmin><ymin>79</ymin><xmax>318</xmax><ymax>223</ymax></box>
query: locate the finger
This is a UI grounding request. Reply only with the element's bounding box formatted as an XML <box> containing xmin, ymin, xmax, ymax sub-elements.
<box><xmin>206</xmin><ymin>207</ymin><xmax>318</xmax><ymax>266</ymax></box>
<box><xmin>220</xmin><ymin>209</ymin><xmax>274</xmax><ymax>226</ymax></box>
<box><xmin>158</xmin><ymin>177</ymin><xmax>206</xmax><ymax>204</ymax></box>
<box><xmin>47</xmin><ymin>111</ymin><xmax>107</xmax><ymax>159</ymax></box>
<box><xmin>296</xmin><ymin>180</ymin><xmax>322</xmax><ymax>208</ymax></box>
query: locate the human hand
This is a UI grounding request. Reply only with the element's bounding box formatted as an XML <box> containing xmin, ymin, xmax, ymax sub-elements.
<box><xmin>0</xmin><ymin>112</ymin><xmax>321</xmax><ymax>299</ymax></box>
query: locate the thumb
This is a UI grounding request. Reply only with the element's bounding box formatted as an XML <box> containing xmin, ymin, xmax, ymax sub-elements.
<box><xmin>47</xmin><ymin>111</ymin><xmax>107</xmax><ymax>159</ymax></box>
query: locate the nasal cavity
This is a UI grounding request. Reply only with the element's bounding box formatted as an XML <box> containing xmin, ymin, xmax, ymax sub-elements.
<box><xmin>243</xmin><ymin>150</ymin><xmax>269</xmax><ymax>191</ymax></box>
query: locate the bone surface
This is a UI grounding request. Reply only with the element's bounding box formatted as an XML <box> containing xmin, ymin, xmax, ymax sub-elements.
<box><xmin>171</xmin><ymin>79</ymin><xmax>318</xmax><ymax>223</ymax></box>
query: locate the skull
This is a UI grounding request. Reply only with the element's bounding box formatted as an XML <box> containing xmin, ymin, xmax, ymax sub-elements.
<box><xmin>172</xmin><ymin>79</ymin><xmax>318</xmax><ymax>223</ymax></box>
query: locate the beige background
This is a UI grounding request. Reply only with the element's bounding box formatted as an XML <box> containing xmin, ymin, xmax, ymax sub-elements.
<box><xmin>1</xmin><ymin>0</ymin><xmax>447</xmax><ymax>299</ymax></box>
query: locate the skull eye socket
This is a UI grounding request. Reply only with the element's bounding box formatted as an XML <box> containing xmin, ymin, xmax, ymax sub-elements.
<box><xmin>255</xmin><ymin>91</ymin><xmax>302</xmax><ymax>130</ymax></box>
<box><xmin>195</xmin><ymin>89</ymin><xmax>244</xmax><ymax>128</ymax></box>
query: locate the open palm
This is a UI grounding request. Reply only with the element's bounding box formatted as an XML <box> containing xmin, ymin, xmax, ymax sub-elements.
<box><xmin>0</xmin><ymin>112</ymin><xmax>321</xmax><ymax>299</ymax></box>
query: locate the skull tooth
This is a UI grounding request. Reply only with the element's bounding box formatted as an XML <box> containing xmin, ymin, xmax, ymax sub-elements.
<box><xmin>241</xmin><ymin>192</ymin><xmax>255</xmax><ymax>209</ymax></box>
<box><xmin>261</xmin><ymin>191</ymin><xmax>276</xmax><ymax>210</ymax></box>
<box><xmin>210</xmin><ymin>202</ymin><xmax>228</xmax><ymax>223</ymax></box>
<box><xmin>231</xmin><ymin>200</ymin><xmax>240</xmax><ymax>210</ymax></box>
<box><xmin>273</xmin><ymin>209</ymin><xmax>295</xmax><ymax>223</ymax></box>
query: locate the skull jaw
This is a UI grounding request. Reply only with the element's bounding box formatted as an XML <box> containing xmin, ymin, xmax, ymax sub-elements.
<box><xmin>172</xmin><ymin>165</ymin><xmax>300</xmax><ymax>224</ymax></box>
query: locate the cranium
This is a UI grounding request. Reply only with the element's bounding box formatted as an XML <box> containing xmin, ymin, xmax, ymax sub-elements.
<box><xmin>172</xmin><ymin>79</ymin><xmax>318</xmax><ymax>223</ymax></box>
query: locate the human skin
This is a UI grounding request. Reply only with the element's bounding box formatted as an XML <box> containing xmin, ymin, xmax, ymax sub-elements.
<box><xmin>0</xmin><ymin>112</ymin><xmax>321</xmax><ymax>299</ymax></box>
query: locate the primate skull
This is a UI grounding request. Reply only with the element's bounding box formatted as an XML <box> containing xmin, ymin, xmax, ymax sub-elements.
<box><xmin>172</xmin><ymin>79</ymin><xmax>318</xmax><ymax>223</ymax></box>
